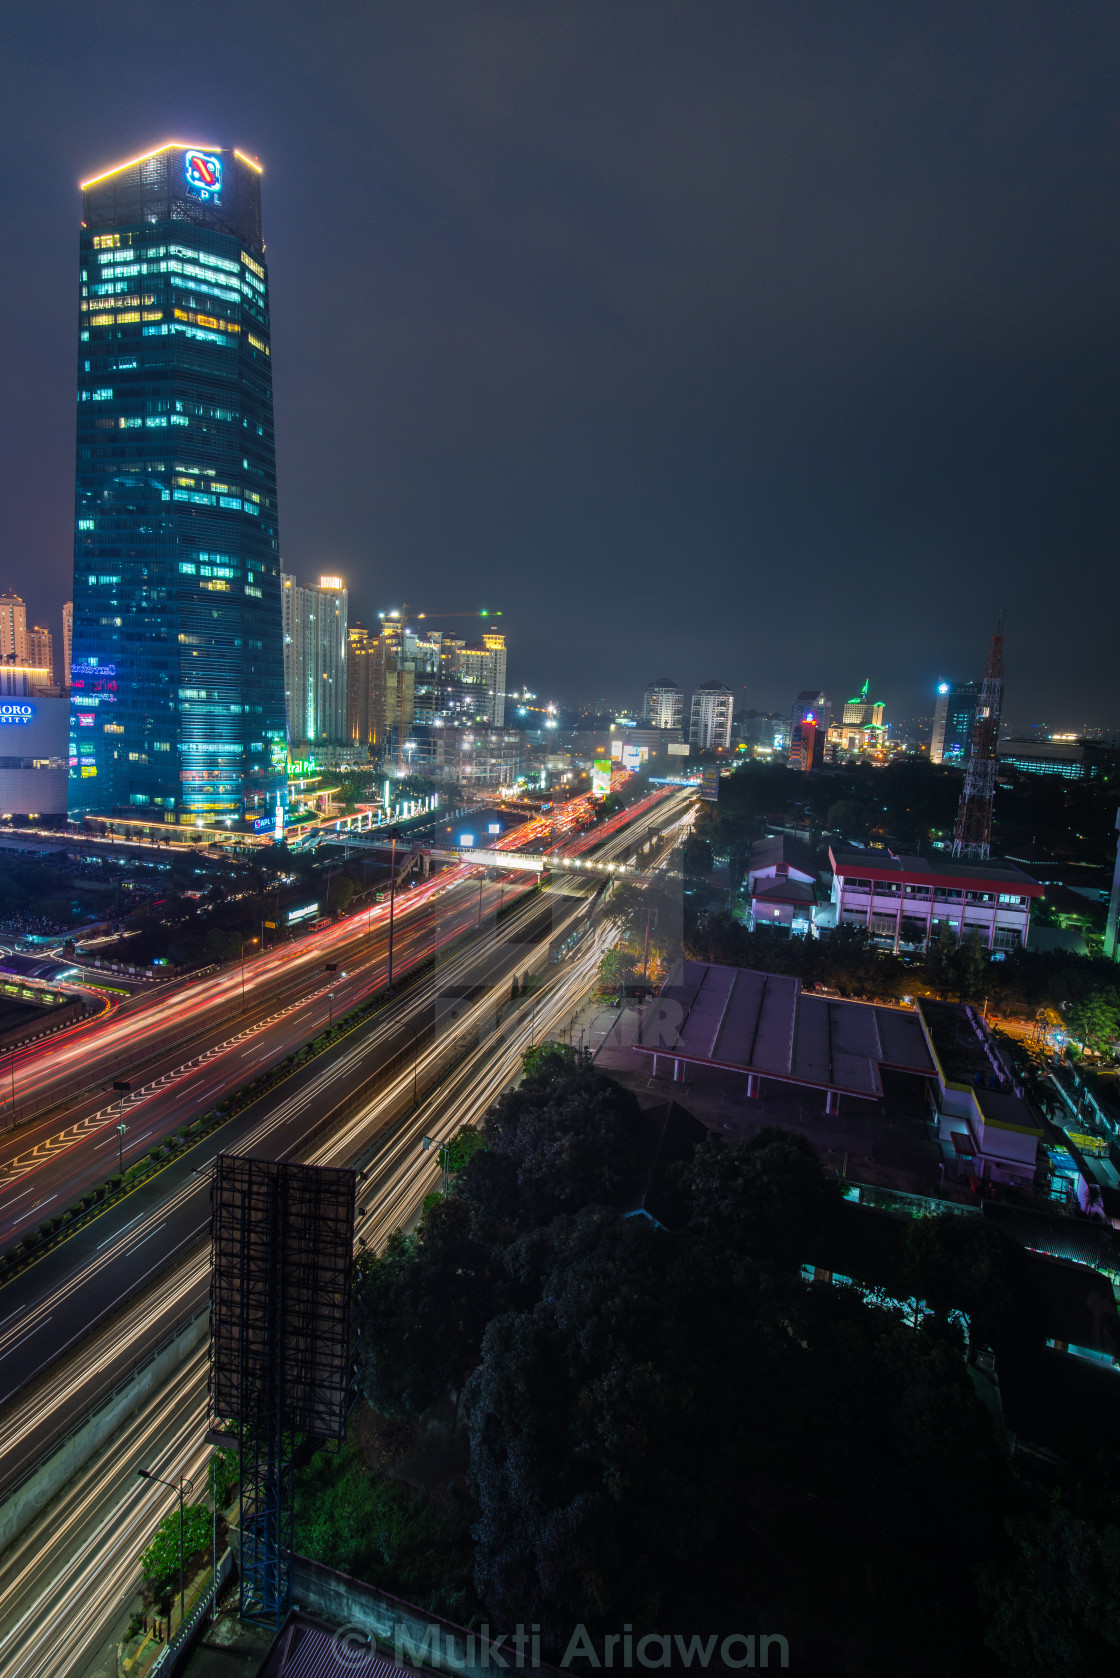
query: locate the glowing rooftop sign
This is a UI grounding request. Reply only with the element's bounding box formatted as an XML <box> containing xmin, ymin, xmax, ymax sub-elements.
<box><xmin>185</xmin><ymin>150</ymin><xmax>222</xmax><ymax>199</ymax></box>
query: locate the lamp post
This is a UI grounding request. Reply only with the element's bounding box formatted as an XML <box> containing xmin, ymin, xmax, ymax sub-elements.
<box><xmin>386</xmin><ymin>829</ymin><xmax>399</xmax><ymax>995</ymax></box>
<box><xmin>421</xmin><ymin>1134</ymin><xmax>449</xmax><ymax>1194</ymax></box>
<box><xmin>112</xmin><ymin>1080</ymin><xmax>130</xmax><ymax>1172</ymax></box>
<box><xmin>325</xmin><ymin>963</ymin><xmax>338</xmax><ymax>1030</ymax></box>
<box><xmin>239</xmin><ymin>936</ymin><xmax>258</xmax><ymax>1013</ymax></box>
<box><xmin>137</xmin><ymin>1467</ymin><xmax>194</xmax><ymax>1637</ymax></box>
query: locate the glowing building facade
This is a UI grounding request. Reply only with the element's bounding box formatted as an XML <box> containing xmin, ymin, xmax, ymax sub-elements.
<box><xmin>69</xmin><ymin>142</ymin><xmax>286</xmax><ymax>826</ymax></box>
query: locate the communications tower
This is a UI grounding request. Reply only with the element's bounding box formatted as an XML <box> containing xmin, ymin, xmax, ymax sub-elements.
<box><xmin>951</xmin><ymin>621</ymin><xmax>1004</xmax><ymax>859</ymax></box>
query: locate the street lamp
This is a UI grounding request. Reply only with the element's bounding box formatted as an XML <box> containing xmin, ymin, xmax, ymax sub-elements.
<box><xmin>137</xmin><ymin>1466</ymin><xmax>194</xmax><ymax>1636</ymax></box>
<box><xmin>240</xmin><ymin>936</ymin><xmax>258</xmax><ymax>1013</ymax></box>
<box><xmin>386</xmin><ymin>829</ymin><xmax>400</xmax><ymax>995</ymax></box>
<box><xmin>113</xmin><ymin>1080</ymin><xmax>130</xmax><ymax>1173</ymax></box>
<box><xmin>421</xmin><ymin>1134</ymin><xmax>449</xmax><ymax>1194</ymax></box>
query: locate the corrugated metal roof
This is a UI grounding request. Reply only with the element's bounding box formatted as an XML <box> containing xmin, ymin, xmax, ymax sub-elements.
<box><xmin>983</xmin><ymin>1200</ymin><xmax>1120</xmax><ymax>1275</ymax></box>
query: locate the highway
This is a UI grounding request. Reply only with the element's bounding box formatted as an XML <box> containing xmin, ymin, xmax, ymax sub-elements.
<box><xmin>0</xmin><ymin>906</ymin><xmax>631</xmax><ymax>1678</ymax></box>
<box><xmin>0</xmin><ymin>790</ymin><xmax>695</xmax><ymax>1678</ymax></box>
<box><xmin>0</xmin><ymin>789</ymin><xmax>677</xmax><ymax>1254</ymax></box>
<box><xmin>0</xmin><ymin>789</ymin><xmax>691</xmax><ymax>1421</ymax></box>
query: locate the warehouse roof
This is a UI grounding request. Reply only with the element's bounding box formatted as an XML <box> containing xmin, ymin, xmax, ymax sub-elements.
<box><xmin>636</xmin><ymin>959</ymin><xmax>936</xmax><ymax>1100</ymax></box>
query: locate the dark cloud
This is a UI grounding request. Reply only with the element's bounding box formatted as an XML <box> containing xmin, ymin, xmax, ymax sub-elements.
<box><xmin>0</xmin><ymin>1</ymin><xmax>1116</xmax><ymax>724</ymax></box>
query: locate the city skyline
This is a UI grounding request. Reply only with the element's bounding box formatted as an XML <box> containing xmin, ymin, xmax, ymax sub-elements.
<box><xmin>0</xmin><ymin>4</ymin><xmax>1116</xmax><ymax>727</ymax></box>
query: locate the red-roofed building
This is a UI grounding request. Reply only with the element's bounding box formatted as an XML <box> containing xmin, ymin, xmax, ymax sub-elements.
<box><xmin>829</xmin><ymin>847</ymin><xmax>1042</xmax><ymax>953</ymax></box>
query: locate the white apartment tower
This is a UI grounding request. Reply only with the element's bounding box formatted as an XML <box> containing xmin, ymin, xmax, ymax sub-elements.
<box><xmin>689</xmin><ymin>679</ymin><xmax>734</xmax><ymax>750</ymax></box>
<box><xmin>644</xmin><ymin>678</ymin><xmax>684</xmax><ymax>731</ymax></box>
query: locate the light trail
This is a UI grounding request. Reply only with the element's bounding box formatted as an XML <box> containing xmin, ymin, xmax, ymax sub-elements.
<box><xmin>0</xmin><ymin>792</ymin><xmax>692</xmax><ymax>1676</ymax></box>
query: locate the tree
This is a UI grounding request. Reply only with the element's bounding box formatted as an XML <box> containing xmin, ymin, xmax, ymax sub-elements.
<box><xmin>327</xmin><ymin>871</ymin><xmax>359</xmax><ymax>915</ymax></box>
<box><xmin>1064</xmin><ymin>985</ymin><xmax>1120</xmax><ymax>1055</ymax></box>
<box><xmin>597</xmin><ymin>948</ymin><xmax>635</xmax><ymax>992</ymax></box>
<box><xmin>353</xmin><ymin>1196</ymin><xmax>501</xmax><ymax>1419</ymax></box>
<box><xmin>902</xmin><ymin>1214</ymin><xmax>1044</xmax><ymax>1356</ymax></box>
<box><xmin>682</xmin><ymin>835</ymin><xmax>714</xmax><ymax>876</ymax></box>
<box><xmin>979</xmin><ymin>1510</ymin><xmax>1120</xmax><ymax>1678</ymax></box>
<box><xmin>684</xmin><ymin>1126</ymin><xmax>842</xmax><ymax>1270</ymax></box>
<box><xmin>140</xmin><ymin>1503</ymin><xmax>212</xmax><ymax>1595</ymax></box>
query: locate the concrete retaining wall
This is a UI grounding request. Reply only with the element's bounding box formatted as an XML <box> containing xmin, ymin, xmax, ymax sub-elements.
<box><xmin>0</xmin><ymin>1306</ymin><xmax>208</xmax><ymax>1555</ymax></box>
<box><xmin>290</xmin><ymin>1554</ymin><xmax>560</xmax><ymax>1678</ymax></box>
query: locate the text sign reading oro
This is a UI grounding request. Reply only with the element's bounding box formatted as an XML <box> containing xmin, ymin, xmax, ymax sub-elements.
<box><xmin>210</xmin><ymin>1156</ymin><xmax>356</xmax><ymax>1626</ymax></box>
<box><xmin>0</xmin><ymin>703</ymin><xmax>33</xmax><ymax>725</ymax></box>
<box><xmin>184</xmin><ymin>149</ymin><xmax>222</xmax><ymax>200</ymax></box>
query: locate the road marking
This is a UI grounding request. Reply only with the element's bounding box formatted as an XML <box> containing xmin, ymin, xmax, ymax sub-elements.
<box><xmin>0</xmin><ymin>1304</ymin><xmax>25</xmax><ymax>1330</ymax></box>
<box><xmin>123</xmin><ymin>1223</ymin><xmax>166</xmax><ymax>1257</ymax></box>
<box><xmin>96</xmin><ymin>1212</ymin><xmax>145</xmax><ymax>1248</ymax></box>
<box><xmin>29</xmin><ymin>1195</ymin><xmax>57</xmax><ymax>1213</ymax></box>
<box><xmin>0</xmin><ymin>1316</ymin><xmax>51</xmax><ymax>1362</ymax></box>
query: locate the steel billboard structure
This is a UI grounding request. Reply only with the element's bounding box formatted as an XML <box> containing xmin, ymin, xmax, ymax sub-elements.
<box><xmin>210</xmin><ymin>1156</ymin><xmax>355</xmax><ymax>1626</ymax></box>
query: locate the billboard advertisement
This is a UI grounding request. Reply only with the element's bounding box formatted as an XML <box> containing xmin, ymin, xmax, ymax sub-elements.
<box><xmin>701</xmin><ymin>766</ymin><xmax>721</xmax><ymax>802</ymax></box>
<box><xmin>592</xmin><ymin>759</ymin><xmax>612</xmax><ymax>797</ymax></box>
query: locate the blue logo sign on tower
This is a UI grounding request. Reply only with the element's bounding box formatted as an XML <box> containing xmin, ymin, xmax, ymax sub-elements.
<box><xmin>184</xmin><ymin>150</ymin><xmax>222</xmax><ymax>200</ymax></box>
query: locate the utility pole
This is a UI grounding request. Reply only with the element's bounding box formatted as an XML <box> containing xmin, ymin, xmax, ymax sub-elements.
<box><xmin>386</xmin><ymin>830</ymin><xmax>398</xmax><ymax>995</ymax></box>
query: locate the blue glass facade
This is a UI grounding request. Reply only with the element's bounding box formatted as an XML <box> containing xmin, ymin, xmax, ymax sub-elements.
<box><xmin>69</xmin><ymin>143</ymin><xmax>287</xmax><ymax>827</ymax></box>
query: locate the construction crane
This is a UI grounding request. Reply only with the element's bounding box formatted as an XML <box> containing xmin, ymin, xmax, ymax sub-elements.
<box><xmin>952</xmin><ymin>618</ymin><xmax>1004</xmax><ymax>860</ymax></box>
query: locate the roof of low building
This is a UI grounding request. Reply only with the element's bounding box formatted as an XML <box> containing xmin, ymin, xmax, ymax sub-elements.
<box><xmin>749</xmin><ymin>833</ymin><xmax>817</xmax><ymax>876</ymax></box>
<box><xmin>982</xmin><ymin>1200</ymin><xmax>1120</xmax><ymax>1276</ymax></box>
<box><xmin>750</xmin><ymin>877</ymin><xmax>816</xmax><ymax>907</ymax></box>
<box><xmin>635</xmin><ymin>958</ymin><xmax>936</xmax><ymax>1099</ymax></box>
<box><xmin>830</xmin><ymin>847</ymin><xmax>1043</xmax><ymax>897</ymax></box>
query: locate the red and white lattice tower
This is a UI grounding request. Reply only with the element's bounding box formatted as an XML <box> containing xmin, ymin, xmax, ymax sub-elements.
<box><xmin>952</xmin><ymin>621</ymin><xmax>1004</xmax><ymax>859</ymax></box>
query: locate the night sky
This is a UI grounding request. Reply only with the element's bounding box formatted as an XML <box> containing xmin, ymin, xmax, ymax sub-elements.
<box><xmin>0</xmin><ymin>2</ymin><xmax>1116</xmax><ymax>727</ymax></box>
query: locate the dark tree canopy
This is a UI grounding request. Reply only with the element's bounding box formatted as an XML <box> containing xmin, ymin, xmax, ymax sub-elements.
<box><xmin>348</xmin><ymin>1055</ymin><xmax>1105</xmax><ymax>1676</ymax></box>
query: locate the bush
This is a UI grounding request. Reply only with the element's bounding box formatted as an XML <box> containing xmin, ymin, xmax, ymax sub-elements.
<box><xmin>21</xmin><ymin>1231</ymin><xmax>40</xmax><ymax>1250</ymax></box>
<box><xmin>140</xmin><ymin>1503</ymin><xmax>213</xmax><ymax>1594</ymax></box>
<box><xmin>37</xmin><ymin>1221</ymin><xmax>54</xmax><ymax>1239</ymax></box>
<box><xmin>109</xmin><ymin>1175</ymin><xmax>123</xmax><ymax>1190</ymax></box>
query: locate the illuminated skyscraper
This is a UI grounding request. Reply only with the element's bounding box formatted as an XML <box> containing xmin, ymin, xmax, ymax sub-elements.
<box><xmin>0</xmin><ymin>592</ymin><xmax>28</xmax><ymax>662</ymax></box>
<box><xmin>280</xmin><ymin>572</ymin><xmax>349</xmax><ymax>746</ymax></box>
<box><xmin>62</xmin><ymin>602</ymin><xmax>73</xmax><ymax>689</ymax></box>
<box><xmin>28</xmin><ymin>626</ymin><xmax>54</xmax><ymax>683</ymax></box>
<box><xmin>69</xmin><ymin>141</ymin><xmax>286</xmax><ymax>826</ymax></box>
<box><xmin>930</xmin><ymin>680</ymin><xmax>981</xmax><ymax>765</ymax></box>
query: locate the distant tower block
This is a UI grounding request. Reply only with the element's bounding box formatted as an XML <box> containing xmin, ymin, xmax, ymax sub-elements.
<box><xmin>952</xmin><ymin>621</ymin><xmax>1004</xmax><ymax>860</ymax></box>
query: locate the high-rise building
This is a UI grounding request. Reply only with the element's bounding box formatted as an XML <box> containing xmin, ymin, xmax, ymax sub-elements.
<box><xmin>792</xmin><ymin>689</ymin><xmax>832</xmax><ymax>736</ymax></box>
<box><xmin>280</xmin><ymin>573</ymin><xmax>348</xmax><ymax>747</ymax></box>
<box><xmin>644</xmin><ymin>678</ymin><xmax>684</xmax><ymax>731</ymax></box>
<box><xmin>28</xmin><ymin>626</ymin><xmax>54</xmax><ymax>683</ymax></box>
<box><xmin>62</xmin><ymin>602</ymin><xmax>73</xmax><ymax>688</ymax></box>
<box><xmin>930</xmin><ymin>680</ymin><xmax>981</xmax><ymax>765</ymax></box>
<box><xmin>0</xmin><ymin>592</ymin><xmax>28</xmax><ymax>663</ymax></box>
<box><xmin>689</xmin><ymin>680</ymin><xmax>734</xmax><ymax>750</ymax></box>
<box><xmin>453</xmin><ymin>633</ymin><xmax>507</xmax><ymax>726</ymax></box>
<box><xmin>346</xmin><ymin>622</ymin><xmax>373</xmax><ymax>745</ymax></box>
<box><xmin>841</xmin><ymin>680</ymin><xmax>884</xmax><ymax>728</ymax></box>
<box><xmin>69</xmin><ymin>141</ymin><xmax>286</xmax><ymax>825</ymax></box>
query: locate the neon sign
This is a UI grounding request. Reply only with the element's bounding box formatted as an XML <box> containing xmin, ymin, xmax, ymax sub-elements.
<box><xmin>0</xmin><ymin>703</ymin><xmax>33</xmax><ymax>724</ymax></box>
<box><xmin>184</xmin><ymin>150</ymin><xmax>222</xmax><ymax>200</ymax></box>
